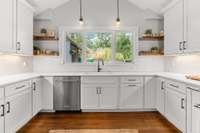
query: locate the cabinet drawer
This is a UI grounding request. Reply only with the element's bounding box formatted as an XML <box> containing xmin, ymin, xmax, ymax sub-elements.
<box><xmin>121</xmin><ymin>77</ymin><xmax>143</xmax><ymax>84</ymax></box>
<box><xmin>82</xmin><ymin>76</ymin><xmax>118</xmax><ymax>84</ymax></box>
<box><xmin>165</xmin><ymin>80</ymin><xmax>186</xmax><ymax>94</ymax></box>
<box><xmin>121</xmin><ymin>83</ymin><xmax>142</xmax><ymax>88</ymax></box>
<box><xmin>0</xmin><ymin>88</ymin><xmax>4</xmax><ymax>99</ymax></box>
<box><xmin>5</xmin><ymin>80</ymin><xmax>31</xmax><ymax>97</ymax></box>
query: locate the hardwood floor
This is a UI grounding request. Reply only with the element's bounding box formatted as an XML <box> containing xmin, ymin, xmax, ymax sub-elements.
<box><xmin>18</xmin><ymin>112</ymin><xmax>181</xmax><ymax>133</ymax></box>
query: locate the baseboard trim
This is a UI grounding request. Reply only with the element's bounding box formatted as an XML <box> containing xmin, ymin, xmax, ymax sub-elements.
<box><xmin>82</xmin><ymin>108</ymin><xmax>157</xmax><ymax>112</ymax></box>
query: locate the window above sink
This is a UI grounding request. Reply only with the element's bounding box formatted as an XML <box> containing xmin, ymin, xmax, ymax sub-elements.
<box><xmin>59</xmin><ymin>27</ymin><xmax>138</xmax><ymax>64</ymax></box>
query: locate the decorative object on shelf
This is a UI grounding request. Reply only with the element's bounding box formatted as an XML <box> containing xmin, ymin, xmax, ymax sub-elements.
<box><xmin>33</xmin><ymin>46</ymin><xmax>41</xmax><ymax>55</ymax></box>
<box><xmin>40</xmin><ymin>28</ymin><xmax>47</xmax><ymax>36</ymax></box>
<box><xmin>151</xmin><ymin>47</ymin><xmax>159</xmax><ymax>54</ymax></box>
<box><xmin>159</xmin><ymin>30</ymin><xmax>164</xmax><ymax>37</ymax></box>
<box><xmin>145</xmin><ymin>29</ymin><xmax>153</xmax><ymax>35</ymax></box>
<box><xmin>48</xmin><ymin>30</ymin><xmax>56</xmax><ymax>37</ymax></box>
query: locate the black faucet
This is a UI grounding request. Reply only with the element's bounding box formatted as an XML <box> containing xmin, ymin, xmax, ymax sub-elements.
<box><xmin>97</xmin><ymin>59</ymin><xmax>104</xmax><ymax>72</ymax></box>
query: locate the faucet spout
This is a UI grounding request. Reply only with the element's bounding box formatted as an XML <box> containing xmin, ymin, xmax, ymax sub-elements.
<box><xmin>97</xmin><ymin>59</ymin><xmax>104</xmax><ymax>72</ymax></box>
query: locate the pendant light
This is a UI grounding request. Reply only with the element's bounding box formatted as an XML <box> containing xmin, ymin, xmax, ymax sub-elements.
<box><xmin>116</xmin><ymin>0</ymin><xmax>120</xmax><ymax>26</ymax></box>
<box><xmin>79</xmin><ymin>0</ymin><xmax>84</xmax><ymax>25</ymax></box>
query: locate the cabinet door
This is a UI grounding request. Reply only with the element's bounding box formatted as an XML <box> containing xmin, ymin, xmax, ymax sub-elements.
<box><xmin>100</xmin><ymin>85</ymin><xmax>118</xmax><ymax>109</ymax></box>
<box><xmin>164</xmin><ymin>0</ymin><xmax>184</xmax><ymax>55</ymax></box>
<box><xmin>0</xmin><ymin>99</ymin><xmax>4</xmax><ymax>133</ymax></box>
<box><xmin>156</xmin><ymin>78</ymin><xmax>165</xmax><ymax>115</ymax></box>
<box><xmin>120</xmin><ymin>84</ymin><xmax>143</xmax><ymax>109</ymax></box>
<box><xmin>191</xmin><ymin>90</ymin><xmax>200</xmax><ymax>133</ymax></box>
<box><xmin>41</xmin><ymin>77</ymin><xmax>54</xmax><ymax>111</ymax></box>
<box><xmin>32</xmin><ymin>78</ymin><xmax>42</xmax><ymax>116</ymax></box>
<box><xmin>185</xmin><ymin>0</ymin><xmax>200</xmax><ymax>53</ymax></box>
<box><xmin>81</xmin><ymin>84</ymin><xmax>99</xmax><ymax>109</ymax></box>
<box><xmin>0</xmin><ymin>0</ymin><xmax>15</xmax><ymax>53</ymax></box>
<box><xmin>5</xmin><ymin>89</ymin><xmax>32</xmax><ymax>133</ymax></box>
<box><xmin>144</xmin><ymin>77</ymin><xmax>156</xmax><ymax>109</ymax></box>
<box><xmin>165</xmin><ymin>88</ymin><xmax>186</xmax><ymax>132</ymax></box>
<box><xmin>17</xmin><ymin>0</ymin><xmax>33</xmax><ymax>55</ymax></box>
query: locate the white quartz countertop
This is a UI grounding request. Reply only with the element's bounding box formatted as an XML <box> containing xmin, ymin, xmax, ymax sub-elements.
<box><xmin>0</xmin><ymin>72</ymin><xmax>200</xmax><ymax>89</ymax></box>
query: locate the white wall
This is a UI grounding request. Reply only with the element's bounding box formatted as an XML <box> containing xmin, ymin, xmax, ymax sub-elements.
<box><xmin>33</xmin><ymin>0</ymin><xmax>165</xmax><ymax>73</ymax></box>
<box><xmin>33</xmin><ymin>56</ymin><xmax>164</xmax><ymax>73</ymax></box>
<box><xmin>165</xmin><ymin>55</ymin><xmax>200</xmax><ymax>74</ymax></box>
<box><xmin>34</xmin><ymin>0</ymin><xmax>163</xmax><ymax>37</ymax></box>
<box><xmin>0</xmin><ymin>55</ymin><xmax>33</xmax><ymax>76</ymax></box>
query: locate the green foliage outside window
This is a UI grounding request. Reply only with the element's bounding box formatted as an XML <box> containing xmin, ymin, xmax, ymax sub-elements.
<box><xmin>115</xmin><ymin>32</ymin><xmax>133</xmax><ymax>62</ymax></box>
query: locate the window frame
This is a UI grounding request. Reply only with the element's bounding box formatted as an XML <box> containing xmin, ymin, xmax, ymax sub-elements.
<box><xmin>59</xmin><ymin>27</ymin><xmax>139</xmax><ymax>65</ymax></box>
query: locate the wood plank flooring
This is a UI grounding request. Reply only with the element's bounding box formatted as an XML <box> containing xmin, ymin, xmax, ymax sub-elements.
<box><xmin>18</xmin><ymin>112</ymin><xmax>181</xmax><ymax>133</ymax></box>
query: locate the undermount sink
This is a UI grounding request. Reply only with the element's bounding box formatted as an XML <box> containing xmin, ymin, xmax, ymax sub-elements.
<box><xmin>83</xmin><ymin>72</ymin><xmax>113</xmax><ymax>75</ymax></box>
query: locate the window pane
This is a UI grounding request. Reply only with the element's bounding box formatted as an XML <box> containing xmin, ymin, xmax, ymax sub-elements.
<box><xmin>66</xmin><ymin>33</ymin><xmax>83</xmax><ymax>63</ymax></box>
<box><xmin>115</xmin><ymin>32</ymin><xmax>133</xmax><ymax>63</ymax></box>
<box><xmin>85</xmin><ymin>32</ymin><xmax>112</xmax><ymax>63</ymax></box>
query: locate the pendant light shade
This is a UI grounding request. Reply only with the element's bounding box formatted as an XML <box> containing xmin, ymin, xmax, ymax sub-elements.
<box><xmin>79</xmin><ymin>0</ymin><xmax>84</xmax><ymax>25</ymax></box>
<box><xmin>116</xmin><ymin>0</ymin><xmax>120</xmax><ymax>25</ymax></box>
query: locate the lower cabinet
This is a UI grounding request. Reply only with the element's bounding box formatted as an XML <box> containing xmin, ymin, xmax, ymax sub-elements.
<box><xmin>190</xmin><ymin>88</ymin><xmax>200</xmax><ymax>133</ymax></box>
<box><xmin>144</xmin><ymin>77</ymin><xmax>156</xmax><ymax>109</ymax></box>
<box><xmin>156</xmin><ymin>78</ymin><xmax>165</xmax><ymax>115</ymax></box>
<box><xmin>41</xmin><ymin>77</ymin><xmax>54</xmax><ymax>111</ymax></box>
<box><xmin>120</xmin><ymin>83</ymin><xmax>143</xmax><ymax>109</ymax></box>
<box><xmin>0</xmin><ymin>99</ymin><xmax>4</xmax><ymax>133</ymax></box>
<box><xmin>5</xmin><ymin>89</ymin><xmax>32</xmax><ymax>133</ymax></box>
<box><xmin>81</xmin><ymin>84</ymin><xmax>118</xmax><ymax>109</ymax></box>
<box><xmin>32</xmin><ymin>78</ymin><xmax>42</xmax><ymax>116</ymax></box>
<box><xmin>165</xmin><ymin>87</ymin><xmax>186</xmax><ymax>132</ymax></box>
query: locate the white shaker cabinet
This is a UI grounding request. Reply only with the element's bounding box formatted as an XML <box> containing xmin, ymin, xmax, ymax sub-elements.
<box><xmin>32</xmin><ymin>78</ymin><xmax>42</xmax><ymax>116</ymax></box>
<box><xmin>189</xmin><ymin>88</ymin><xmax>200</xmax><ymax>133</ymax></box>
<box><xmin>120</xmin><ymin>84</ymin><xmax>143</xmax><ymax>109</ymax></box>
<box><xmin>0</xmin><ymin>0</ymin><xmax>15</xmax><ymax>53</ymax></box>
<box><xmin>5</xmin><ymin>89</ymin><xmax>32</xmax><ymax>133</ymax></box>
<box><xmin>41</xmin><ymin>77</ymin><xmax>54</xmax><ymax>111</ymax></box>
<box><xmin>164</xmin><ymin>0</ymin><xmax>184</xmax><ymax>55</ymax></box>
<box><xmin>81</xmin><ymin>84</ymin><xmax>118</xmax><ymax>110</ymax></box>
<box><xmin>185</xmin><ymin>0</ymin><xmax>200</xmax><ymax>53</ymax></box>
<box><xmin>81</xmin><ymin>84</ymin><xmax>99</xmax><ymax>109</ymax></box>
<box><xmin>156</xmin><ymin>78</ymin><xmax>165</xmax><ymax>115</ymax></box>
<box><xmin>99</xmin><ymin>85</ymin><xmax>118</xmax><ymax>109</ymax></box>
<box><xmin>144</xmin><ymin>77</ymin><xmax>156</xmax><ymax>109</ymax></box>
<box><xmin>0</xmin><ymin>99</ymin><xmax>4</xmax><ymax>133</ymax></box>
<box><xmin>16</xmin><ymin>0</ymin><xmax>33</xmax><ymax>55</ymax></box>
<box><xmin>165</xmin><ymin>87</ymin><xmax>186</xmax><ymax>132</ymax></box>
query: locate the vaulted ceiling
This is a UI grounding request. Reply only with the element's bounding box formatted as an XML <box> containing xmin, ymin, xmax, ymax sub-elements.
<box><xmin>27</xmin><ymin>0</ymin><xmax>173</xmax><ymax>14</ymax></box>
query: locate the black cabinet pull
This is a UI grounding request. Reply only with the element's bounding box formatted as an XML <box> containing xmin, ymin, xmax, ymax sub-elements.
<box><xmin>1</xmin><ymin>105</ymin><xmax>5</xmax><ymax>117</ymax></box>
<box><xmin>7</xmin><ymin>102</ymin><xmax>10</xmax><ymax>113</ymax></box>
<box><xmin>33</xmin><ymin>82</ymin><xmax>36</xmax><ymax>91</ymax></box>
<box><xmin>161</xmin><ymin>81</ymin><xmax>165</xmax><ymax>90</ymax></box>
<box><xmin>181</xmin><ymin>98</ymin><xmax>185</xmax><ymax>109</ymax></box>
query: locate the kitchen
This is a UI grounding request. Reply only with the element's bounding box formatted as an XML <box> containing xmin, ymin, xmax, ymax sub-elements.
<box><xmin>0</xmin><ymin>0</ymin><xmax>200</xmax><ymax>133</ymax></box>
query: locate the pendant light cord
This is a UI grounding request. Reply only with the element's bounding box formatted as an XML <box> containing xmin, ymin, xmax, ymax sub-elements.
<box><xmin>117</xmin><ymin>0</ymin><xmax>120</xmax><ymax>19</ymax></box>
<box><xmin>80</xmin><ymin>0</ymin><xmax>83</xmax><ymax>19</ymax></box>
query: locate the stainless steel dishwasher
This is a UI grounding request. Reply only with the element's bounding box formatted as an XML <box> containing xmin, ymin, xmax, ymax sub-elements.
<box><xmin>53</xmin><ymin>76</ymin><xmax>81</xmax><ymax>111</ymax></box>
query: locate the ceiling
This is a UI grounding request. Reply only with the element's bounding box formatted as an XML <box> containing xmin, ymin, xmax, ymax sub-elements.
<box><xmin>27</xmin><ymin>0</ymin><xmax>173</xmax><ymax>14</ymax></box>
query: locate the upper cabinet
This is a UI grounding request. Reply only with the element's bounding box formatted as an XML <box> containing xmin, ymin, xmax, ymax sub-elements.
<box><xmin>164</xmin><ymin>0</ymin><xmax>200</xmax><ymax>55</ymax></box>
<box><xmin>164</xmin><ymin>0</ymin><xmax>184</xmax><ymax>55</ymax></box>
<box><xmin>185</xmin><ymin>0</ymin><xmax>200</xmax><ymax>53</ymax></box>
<box><xmin>0</xmin><ymin>0</ymin><xmax>15</xmax><ymax>53</ymax></box>
<box><xmin>16</xmin><ymin>0</ymin><xmax>33</xmax><ymax>55</ymax></box>
<box><xmin>0</xmin><ymin>0</ymin><xmax>34</xmax><ymax>55</ymax></box>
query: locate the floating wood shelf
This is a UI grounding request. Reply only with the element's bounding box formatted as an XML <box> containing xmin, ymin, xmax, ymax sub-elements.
<box><xmin>139</xmin><ymin>51</ymin><xmax>164</xmax><ymax>56</ymax></box>
<box><xmin>139</xmin><ymin>36</ymin><xmax>164</xmax><ymax>41</ymax></box>
<box><xmin>34</xmin><ymin>36</ymin><xmax>59</xmax><ymax>41</ymax></box>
